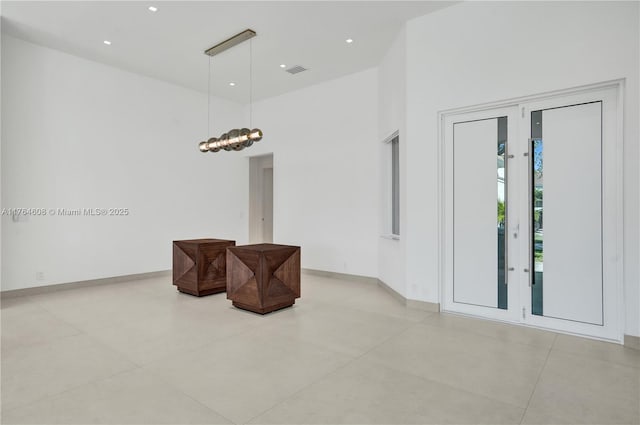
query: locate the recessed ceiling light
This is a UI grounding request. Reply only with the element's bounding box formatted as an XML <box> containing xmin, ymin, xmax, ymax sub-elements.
<box><xmin>279</xmin><ymin>64</ymin><xmax>286</xmax><ymax>68</ymax></box>
<box><xmin>148</xmin><ymin>6</ymin><xmax>158</xmax><ymax>12</ymax></box>
<box><xmin>103</xmin><ymin>40</ymin><xmax>112</xmax><ymax>45</ymax></box>
<box><xmin>229</xmin><ymin>82</ymin><xmax>236</xmax><ymax>86</ymax></box>
<box><xmin>345</xmin><ymin>38</ymin><xmax>354</xmax><ymax>44</ymax></box>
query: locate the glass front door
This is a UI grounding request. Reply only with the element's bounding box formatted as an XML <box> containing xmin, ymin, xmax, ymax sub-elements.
<box><xmin>443</xmin><ymin>106</ymin><xmax>519</xmax><ymax>323</ymax></box>
<box><xmin>443</xmin><ymin>84</ymin><xmax>621</xmax><ymax>342</ymax></box>
<box><xmin>526</xmin><ymin>101</ymin><xmax>606</xmax><ymax>326</ymax></box>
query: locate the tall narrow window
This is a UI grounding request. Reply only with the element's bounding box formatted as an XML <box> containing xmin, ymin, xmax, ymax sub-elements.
<box><xmin>391</xmin><ymin>134</ymin><xmax>400</xmax><ymax>236</ymax></box>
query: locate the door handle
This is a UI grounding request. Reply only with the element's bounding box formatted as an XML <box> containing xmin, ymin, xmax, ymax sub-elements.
<box><xmin>527</xmin><ymin>139</ymin><xmax>534</xmax><ymax>288</ymax></box>
<box><xmin>504</xmin><ymin>143</ymin><xmax>509</xmax><ymax>286</ymax></box>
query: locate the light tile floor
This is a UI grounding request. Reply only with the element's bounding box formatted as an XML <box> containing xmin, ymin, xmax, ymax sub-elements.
<box><xmin>1</xmin><ymin>274</ymin><xmax>638</xmax><ymax>424</ymax></box>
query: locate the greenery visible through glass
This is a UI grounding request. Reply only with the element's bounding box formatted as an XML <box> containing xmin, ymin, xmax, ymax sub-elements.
<box><xmin>533</xmin><ymin>188</ymin><xmax>543</xmax><ymax>262</ymax></box>
<box><xmin>533</xmin><ymin>141</ymin><xmax>544</xmax><ymax>264</ymax></box>
<box><xmin>497</xmin><ymin>117</ymin><xmax>507</xmax><ymax>310</ymax></box>
<box><xmin>497</xmin><ymin>200</ymin><xmax>505</xmax><ymax>225</ymax></box>
<box><xmin>531</xmin><ymin>110</ymin><xmax>543</xmax><ymax>316</ymax></box>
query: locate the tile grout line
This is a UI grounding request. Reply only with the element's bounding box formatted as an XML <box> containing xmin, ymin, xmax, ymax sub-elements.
<box><xmin>243</xmin><ymin>307</ymin><xmax>551</xmax><ymax>423</ymax></box>
<box><xmin>2</xmin><ymin>292</ymin><xmax>187</xmax><ymax>416</ymax></box>
<box><xmin>255</xmin><ymin>307</ymin><xmax>431</xmax><ymax>361</ymax></box>
<box><xmin>131</xmin><ymin>317</ymin><xmax>275</xmax><ymax>368</ymax></box>
<box><xmin>241</xmin><ymin>318</ymin><xmax>423</xmax><ymax>424</ymax></box>
<box><xmin>22</xmin><ymin>293</ymin><xmax>113</xmax><ymax>337</ymax></box>
<box><xmin>14</xmin><ymin>278</ymin><xmax>631</xmax><ymax>424</ymax></box>
<box><xmin>1</xmin><ymin>366</ymin><xmax>140</xmax><ymax>416</ymax></box>
<box><xmin>0</xmin><ymin>299</ymin><xmax>85</xmax><ymax>353</ymax></box>
<box><xmin>6</xmin><ymin>285</ymin><xmax>351</xmax><ymax>423</ymax></box>
<box><xmin>246</xmin><ymin>314</ymin><xmax>532</xmax><ymax>425</ymax></box>
<box><xmin>368</xmin><ymin>318</ymin><xmax>541</xmax><ymax>414</ymax></box>
<box><xmin>126</xmin><ymin>302</ymin><xmax>358</xmax><ymax>425</ymax></box>
<box><xmin>519</xmin><ymin>333</ymin><xmax>557</xmax><ymax>424</ymax></box>
<box><xmin>419</xmin><ymin>313</ymin><xmax>559</xmax><ymax>352</ymax></box>
<box><xmin>24</xmin><ymin>285</ymin><xmax>275</xmax><ymax>367</ymax></box>
<box><xmin>4</xmin><ymin>359</ymin><xmax>234</xmax><ymax>425</ymax></box>
<box><xmin>30</xmin><ymin>300</ymin><xmax>152</xmax><ymax>368</ymax></box>
<box><xmin>141</xmin><ymin>367</ymin><xmax>238</xmax><ymax>425</ymax></box>
<box><xmin>350</xmin><ymin>313</ymin><xmax>548</xmax><ymax>415</ymax></box>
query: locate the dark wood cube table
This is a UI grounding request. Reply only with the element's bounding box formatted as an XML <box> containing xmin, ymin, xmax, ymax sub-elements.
<box><xmin>226</xmin><ymin>244</ymin><xmax>301</xmax><ymax>314</ymax></box>
<box><xmin>173</xmin><ymin>238</ymin><xmax>235</xmax><ymax>296</ymax></box>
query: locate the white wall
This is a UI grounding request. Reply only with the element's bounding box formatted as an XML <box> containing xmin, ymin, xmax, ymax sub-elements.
<box><xmin>3</xmin><ymin>2</ymin><xmax>637</xmax><ymax>338</ymax></box>
<box><xmin>378</xmin><ymin>28</ymin><xmax>406</xmax><ymax>295</ymax></box>
<box><xmin>1</xmin><ymin>35</ymin><xmax>248</xmax><ymax>290</ymax></box>
<box><xmin>0</xmin><ymin>4</ymin><xmax>4</xmax><ymax>292</ymax></box>
<box><xmin>245</xmin><ymin>68</ymin><xmax>379</xmax><ymax>278</ymax></box>
<box><xmin>404</xmin><ymin>1</ymin><xmax>640</xmax><ymax>335</ymax></box>
<box><xmin>1</xmin><ymin>36</ymin><xmax>380</xmax><ymax>289</ymax></box>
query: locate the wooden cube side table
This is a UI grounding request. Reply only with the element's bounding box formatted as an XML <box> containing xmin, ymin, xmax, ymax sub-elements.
<box><xmin>173</xmin><ymin>238</ymin><xmax>235</xmax><ymax>296</ymax></box>
<box><xmin>226</xmin><ymin>244</ymin><xmax>301</xmax><ymax>314</ymax></box>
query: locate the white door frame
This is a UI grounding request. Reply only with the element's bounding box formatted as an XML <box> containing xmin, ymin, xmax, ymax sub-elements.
<box><xmin>438</xmin><ymin>80</ymin><xmax>624</xmax><ymax>343</ymax></box>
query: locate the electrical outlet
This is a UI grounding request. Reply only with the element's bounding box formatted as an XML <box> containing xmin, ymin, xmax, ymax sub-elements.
<box><xmin>36</xmin><ymin>272</ymin><xmax>44</xmax><ymax>282</ymax></box>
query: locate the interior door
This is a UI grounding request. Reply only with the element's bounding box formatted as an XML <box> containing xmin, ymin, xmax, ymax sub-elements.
<box><xmin>249</xmin><ymin>154</ymin><xmax>274</xmax><ymax>244</ymax></box>
<box><xmin>262</xmin><ymin>167</ymin><xmax>274</xmax><ymax>243</ymax></box>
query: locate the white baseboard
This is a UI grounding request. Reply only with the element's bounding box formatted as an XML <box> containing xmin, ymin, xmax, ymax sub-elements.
<box><xmin>624</xmin><ymin>334</ymin><xmax>640</xmax><ymax>351</ymax></box>
<box><xmin>376</xmin><ymin>278</ymin><xmax>440</xmax><ymax>312</ymax></box>
<box><xmin>302</xmin><ymin>268</ymin><xmax>378</xmax><ymax>284</ymax></box>
<box><xmin>303</xmin><ymin>269</ymin><xmax>440</xmax><ymax>312</ymax></box>
<box><xmin>0</xmin><ymin>270</ymin><xmax>171</xmax><ymax>298</ymax></box>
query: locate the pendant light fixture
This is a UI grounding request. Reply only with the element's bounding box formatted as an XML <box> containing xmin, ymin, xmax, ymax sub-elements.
<box><xmin>198</xmin><ymin>29</ymin><xmax>263</xmax><ymax>153</ymax></box>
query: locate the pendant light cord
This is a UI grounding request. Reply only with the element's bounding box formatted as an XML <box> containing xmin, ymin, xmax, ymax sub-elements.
<box><xmin>249</xmin><ymin>38</ymin><xmax>253</xmax><ymax>129</ymax></box>
<box><xmin>207</xmin><ymin>56</ymin><xmax>211</xmax><ymax>137</ymax></box>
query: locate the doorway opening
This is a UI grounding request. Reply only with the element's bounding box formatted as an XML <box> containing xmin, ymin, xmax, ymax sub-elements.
<box><xmin>249</xmin><ymin>154</ymin><xmax>273</xmax><ymax>243</ymax></box>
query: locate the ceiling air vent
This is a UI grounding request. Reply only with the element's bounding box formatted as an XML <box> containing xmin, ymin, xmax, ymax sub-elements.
<box><xmin>286</xmin><ymin>65</ymin><xmax>308</xmax><ymax>75</ymax></box>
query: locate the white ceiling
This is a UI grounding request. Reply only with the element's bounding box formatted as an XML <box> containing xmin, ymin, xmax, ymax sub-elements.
<box><xmin>1</xmin><ymin>1</ymin><xmax>454</xmax><ymax>103</ymax></box>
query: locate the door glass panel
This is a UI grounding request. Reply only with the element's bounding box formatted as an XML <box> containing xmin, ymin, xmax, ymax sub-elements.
<box><xmin>531</xmin><ymin>111</ymin><xmax>543</xmax><ymax>315</ymax></box>
<box><xmin>497</xmin><ymin>117</ymin><xmax>508</xmax><ymax>310</ymax></box>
